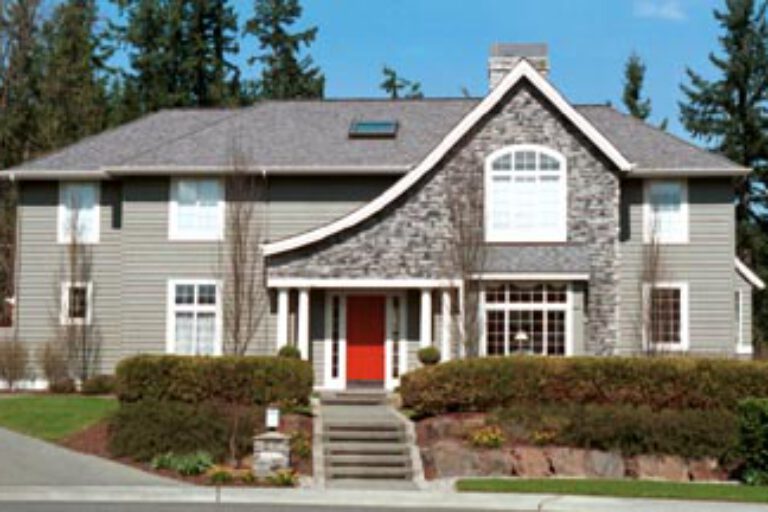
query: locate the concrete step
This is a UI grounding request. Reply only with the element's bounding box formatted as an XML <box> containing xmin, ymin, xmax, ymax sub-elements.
<box><xmin>323</xmin><ymin>430</ymin><xmax>407</xmax><ymax>443</ymax></box>
<box><xmin>324</xmin><ymin>421</ymin><xmax>404</xmax><ymax>432</ymax></box>
<box><xmin>320</xmin><ymin>392</ymin><xmax>389</xmax><ymax>406</ymax></box>
<box><xmin>326</xmin><ymin>465</ymin><xmax>414</xmax><ymax>480</ymax></box>
<box><xmin>327</xmin><ymin>453</ymin><xmax>411</xmax><ymax>467</ymax></box>
<box><xmin>325</xmin><ymin>442</ymin><xmax>410</xmax><ymax>456</ymax></box>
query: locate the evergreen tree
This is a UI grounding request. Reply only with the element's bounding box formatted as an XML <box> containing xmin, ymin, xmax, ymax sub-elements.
<box><xmin>380</xmin><ymin>65</ymin><xmax>423</xmax><ymax>99</ymax></box>
<box><xmin>679</xmin><ymin>0</ymin><xmax>768</xmax><ymax>345</ymax></box>
<box><xmin>0</xmin><ymin>0</ymin><xmax>42</xmax><ymax>168</ymax></box>
<box><xmin>245</xmin><ymin>0</ymin><xmax>324</xmax><ymax>99</ymax></box>
<box><xmin>37</xmin><ymin>0</ymin><xmax>112</xmax><ymax>151</ymax></box>
<box><xmin>622</xmin><ymin>53</ymin><xmax>651</xmax><ymax>120</ymax></box>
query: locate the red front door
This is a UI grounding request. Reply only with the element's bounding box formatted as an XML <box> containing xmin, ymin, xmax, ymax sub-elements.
<box><xmin>346</xmin><ymin>295</ymin><xmax>386</xmax><ymax>383</ymax></box>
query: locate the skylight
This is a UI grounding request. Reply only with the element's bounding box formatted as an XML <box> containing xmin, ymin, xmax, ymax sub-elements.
<box><xmin>349</xmin><ymin>120</ymin><xmax>399</xmax><ymax>138</ymax></box>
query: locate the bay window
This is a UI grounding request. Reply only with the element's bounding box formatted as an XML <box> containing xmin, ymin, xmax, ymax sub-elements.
<box><xmin>485</xmin><ymin>145</ymin><xmax>567</xmax><ymax>242</ymax></box>
<box><xmin>168</xmin><ymin>280</ymin><xmax>221</xmax><ymax>356</ymax></box>
<box><xmin>483</xmin><ymin>283</ymin><xmax>569</xmax><ymax>356</ymax></box>
<box><xmin>169</xmin><ymin>178</ymin><xmax>224</xmax><ymax>240</ymax></box>
<box><xmin>58</xmin><ymin>182</ymin><xmax>100</xmax><ymax>244</ymax></box>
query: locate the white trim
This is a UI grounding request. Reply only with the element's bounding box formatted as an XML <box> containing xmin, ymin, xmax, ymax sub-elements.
<box><xmin>60</xmin><ymin>281</ymin><xmax>93</xmax><ymax>326</ymax></box>
<box><xmin>384</xmin><ymin>293</ymin><xmax>408</xmax><ymax>391</ymax></box>
<box><xmin>629</xmin><ymin>168</ymin><xmax>750</xmax><ymax>177</ymax></box>
<box><xmin>734</xmin><ymin>289</ymin><xmax>749</xmax><ymax>354</ymax></box>
<box><xmin>168</xmin><ymin>177</ymin><xmax>225</xmax><ymax>242</ymax></box>
<box><xmin>643</xmin><ymin>179</ymin><xmax>689</xmax><ymax>244</ymax></box>
<box><xmin>322</xmin><ymin>293</ymin><xmax>347</xmax><ymax>390</ymax></box>
<box><xmin>263</xmin><ymin>60</ymin><xmax>632</xmax><ymax>257</ymax></box>
<box><xmin>107</xmin><ymin>164</ymin><xmax>412</xmax><ymax>176</ymax></box>
<box><xmin>642</xmin><ymin>281</ymin><xmax>690</xmax><ymax>352</ymax></box>
<box><xmin>58</xmin><ymin>181</ymin><xmax>101</xmax><ymax>245</ymax></box>
<box><xmin>267</xmin><ymin>277</ymin><xmax>458</xmax><ymax>289</ymax></box>
<box><xmin>9</xmin><ymin>170</ymin><xmax>109</xmax><ymax>181</ymax></box>
<box><xmin>297</xmin><ymin>288</ymin><xmax>310</xmax><ymax>360</ymax></box>
<box><xmin>484</xmin><ymin>144</ymin><xmax>567</xmax><ymax>243</ymax></box>
<box><xmin>736</xmin><ymin>258</ymin><xmax>765</xmax><ymax>290</ymax></box>
<box><xmin>166</xmin><ymin>279</ymin><xmax>223</xmax><ymax>356</ymax></box>
<box><xmin>419</xmin><ymin>289</ymin><xmax>433</xmax><ymax>349</ymax></box>
<box><xmin>276</xmin><ymin>289</ymin><xmax>289</xmax><ymax>350</ymax></box>
<box><xmin>472</xmin><ymin>272</ymin><xmax>590</xmax><ymax>281</ymax></box>
<box><xmin>441</xmin><ymin>289</ymin><xmax>452</xmax><ymax>361</ymax></box>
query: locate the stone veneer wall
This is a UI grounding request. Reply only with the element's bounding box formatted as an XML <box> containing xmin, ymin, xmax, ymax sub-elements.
<box><xmin>269</xmin><ymin>81</ymin><xmax>621</xmax><ymax>352</ymax></box>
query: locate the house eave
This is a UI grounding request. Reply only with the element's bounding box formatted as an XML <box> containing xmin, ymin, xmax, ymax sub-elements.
<box><xmin>628</xmin><ymin>167</ymin><xmax>751</xmax><ymax>177</ymax></box>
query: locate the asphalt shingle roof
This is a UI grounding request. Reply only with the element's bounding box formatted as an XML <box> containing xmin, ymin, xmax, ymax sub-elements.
<box><xmin>483</xmin><ymin>245</ymin><xmax>591</xmax><ymax>274</ymax></box>
<box><xmin>7</xmin><ymin>99</ymin><xmax>743</xmax><ymax>173</ymax></box>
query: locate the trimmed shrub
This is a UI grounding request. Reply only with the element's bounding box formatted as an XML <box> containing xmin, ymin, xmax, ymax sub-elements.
<box><xmin>401</xmin><ymin>356</ymin><xmax>768</xmax><ymax>416</ymax></box>
<box><xmin>37</xmin><ymin>341</ymin><xmax>69</xmax><ymax>385</ymax></box>
<box><xmin>492</xmin><ymin>403</ymin><xmax>739</xmax><ymax>459</ymax></box>
<box><xmin>738</xmin><ymin>398</ymin><xmax>768</xmax><ymax>485</ymax></box>
<box><xmin>81</xmin><ymin>374</ymin><xmax>116</xmax><ymax>395</ymax></box>
<box><xmin>417</xmin><ymin>346</ymin><xmax>441</xmax><ymax>366</ymax></box>
<box><xmin>151</xmin><ymin>451</ymin><xmax>214</xmax><ymax>476</ymax></box>
<box><xmin>0</xmin><ymin>340</ymin><xmax>28</xmax><ymax>390</ymax></box>
<box><xmin>109</xmin><ymin>400</ymin><xmax>230</xmax><ymax>461</ymax></box>
<box><xmin>277</xmin><ymin>345</ymin><xmax>301</xmax><ymax>359</ymax></box>
<box><xmin>115</xmin><ymin>355</ymin><xmax>313</xmax><ymax>407</ymax></box>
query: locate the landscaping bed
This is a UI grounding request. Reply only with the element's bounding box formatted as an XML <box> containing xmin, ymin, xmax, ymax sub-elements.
<box><xmin>456</xmin><ymin>478</ymin><xmax>768</xmax><ymax>503</ymax></box>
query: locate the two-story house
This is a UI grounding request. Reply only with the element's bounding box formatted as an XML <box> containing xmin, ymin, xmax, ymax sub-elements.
<box><xmin>4</xmin><ymin>44</ymin><xmax>763</xmax><ymax>390</ymax></box>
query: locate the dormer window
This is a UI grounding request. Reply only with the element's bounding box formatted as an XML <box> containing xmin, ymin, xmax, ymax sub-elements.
<box><xmin>485</xmin><ymin>145</ymin><xmax>567</xmax><ymax>242</ymax></box>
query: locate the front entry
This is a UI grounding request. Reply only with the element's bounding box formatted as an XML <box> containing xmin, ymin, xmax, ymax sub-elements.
<box><xmin>346</xmin><ymin>295</ymin><xmax>386</xmax><ymax>386</ymax></box>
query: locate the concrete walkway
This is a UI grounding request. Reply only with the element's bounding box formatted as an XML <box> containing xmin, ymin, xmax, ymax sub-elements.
<box><xmin>0</xmin><ymin>486</ymin><xmax>765</xmax><ymax>512</ymax></box>
<box><xmin>0</xmin><ymin>427</ymin><xmax>180</xmax><ymax>486</ymax></box>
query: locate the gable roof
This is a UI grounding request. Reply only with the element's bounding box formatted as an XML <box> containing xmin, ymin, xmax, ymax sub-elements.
<box><xmin>263</xmin><ymin>60</ymin><xmax>636</xmax><ymax>256</ymax></box>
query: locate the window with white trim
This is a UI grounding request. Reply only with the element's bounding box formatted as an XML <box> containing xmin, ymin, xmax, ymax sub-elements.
<box><xmin>645</xmin><ymin>180</ymin><xmax>688</xmax><ymax>243</ymax></box>
<box><xmin>483</xmin><ymin>283</ymin><xmax>568</xmax><ymax>356</ymax></box>
<box><xmin>60</xmin><ymin>282</ymin><xmax>92</xmax><ymax>325</ymax></box>
<box><xmin>485</xmin><ymin>146</ymin><xmax>567</xmax><ymax>242</ymax></box>
<box><xmin>169</xmin><ymin>281</ymin><xmax>221</xmax><ymax>355</ymax></box>
<box><xmin>58</xmin><ymin>182</ymin><xmax>100</xmax><ymax>244</ymax></box>
<box><xmin>644</xmin><ymin>282</ymin><xmax>688</xmax><ymax>350</ymax></box>
<box><xmin>169</xmin><ymin>179</ymin><xmax>224</xmax><ymax>240</ymax></box>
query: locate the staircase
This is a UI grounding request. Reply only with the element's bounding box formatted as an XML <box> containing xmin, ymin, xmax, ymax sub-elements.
<box><xmin>319</xmin><ymin>391</ymin><xmax>416</xmax><ymax>487</ymax></box>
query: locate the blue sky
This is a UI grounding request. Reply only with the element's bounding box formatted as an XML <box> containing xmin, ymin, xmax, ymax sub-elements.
<box><xmin>103</xmin><ymin>0</ymin><xmax>727</xmax><ymax>142</ymax></box>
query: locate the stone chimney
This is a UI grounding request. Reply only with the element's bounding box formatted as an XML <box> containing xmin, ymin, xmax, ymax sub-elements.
<box><xmin>489</xmin><ymin>43</ymin><xmax>549</xmax><ymax>90</ymax></box>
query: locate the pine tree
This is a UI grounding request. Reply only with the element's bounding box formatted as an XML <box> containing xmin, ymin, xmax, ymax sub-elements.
<box><xmin>679</xmin><ymin>0</ymin><xmax>768</xmax><ymax>346</ymax></box>
<box><xmin>37</xmin><ymin>0</ymin><xmax>112</xmax><ymax>151</ymax></box>
<box><xmin>0</xmin><ymin>0</ymin><xmax>43</xmax><ymax>168</ymax></box>
<box><xmin>245</xmin><ymin>0</ymin><xmax>324</xmax><ymax>99</ymax></box>
<box><xmin>380</xmin><ymin>66</ymin><xmax>423</xmax><ymax>99</ymax></box>
<box><xmin>622</xmin><ymin>53</ymin><xmax>651</xmax><ymax>120</ymax></box>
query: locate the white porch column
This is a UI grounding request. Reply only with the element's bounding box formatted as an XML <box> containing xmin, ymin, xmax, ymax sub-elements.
<box><xmin>276</xmin><ymin>288</ymin><xmax>289</xmax><ymax>352</ymax></box>
<box><xmin>420</xmin><ymin>289</ymin><xmax>433</xmax><ymax>348</ymax></box>
<box><xmin>297</xmin><ymin>288</ymin><xmax>310</xmax><ymax>360</ymax></box>
<box><xmin>441</xmin><ymin>289</ymin><xmax>452</xmax><ymax>360</ymax></box>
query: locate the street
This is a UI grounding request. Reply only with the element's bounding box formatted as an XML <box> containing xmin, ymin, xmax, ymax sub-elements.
<box><xmin>0</xmin><ymin>504</ymin><xmax>499</xmax><ymax>512</ymax></box>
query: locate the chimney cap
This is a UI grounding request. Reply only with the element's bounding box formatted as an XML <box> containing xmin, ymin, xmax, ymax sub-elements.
<box><xmin>490</xmin><ymin>43</ymin><xmax>548</xmax><ymax>58</ymax></box>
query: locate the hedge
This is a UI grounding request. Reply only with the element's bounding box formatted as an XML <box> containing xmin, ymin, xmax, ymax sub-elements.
<box><xmin>738</xmin><ymin>398</ymin><xmax>768</xmax><ymax>485</ymax></box>
<box><xmin>115</xmin><ymin>355</ymin><xmax>313</xmax><ymax>407</ymax></box>
<box><xmin>492</xmin><ymin>404</ymin><xmax>739</xmax><ymax>460</ymax></box>
<box><xmin>400</xmin><ymin>356</ymin><xmax>768</xmax><ymax>416</ymax></box>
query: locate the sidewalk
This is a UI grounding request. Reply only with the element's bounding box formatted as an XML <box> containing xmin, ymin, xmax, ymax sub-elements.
<box><xmin>0</xmin><ymin>486</ymin><xmax>764</xmax><ymax>512</ymax></box>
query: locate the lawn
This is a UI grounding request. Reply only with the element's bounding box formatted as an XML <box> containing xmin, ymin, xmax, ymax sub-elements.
<box><xmin>0</xmin><ymin>394</ymin><xmax>118</xmax><ymax>441</ymax></box>
<box><xmin>456</xmin><ymin>478</ymin><xmax>768</xmax><ymax>504</ymax></box>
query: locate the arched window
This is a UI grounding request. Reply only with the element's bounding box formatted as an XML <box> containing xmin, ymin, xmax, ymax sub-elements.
<box><xmin>485</xmin><ymin>145</ymin><xmax>567</xmax><ymax>242</ymax></box>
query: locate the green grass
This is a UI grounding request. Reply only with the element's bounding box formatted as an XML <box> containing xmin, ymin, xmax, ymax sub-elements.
<box><xmin>0</xmin><ymin>394</ymin><xmax>118</xmax><ymax>441</ymax></box>
<box><xmin>456</xmin><ymin>478</ymin><xmax>768</xmax><ymax>503</ymax></box>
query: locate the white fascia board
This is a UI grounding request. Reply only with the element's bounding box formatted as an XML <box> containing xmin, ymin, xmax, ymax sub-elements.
<box><xmin>7</xmin><ymin>170</ymin><xmax>109</xmax><ymax>181</ymax></box>
<box><xmin>267</xmin><ymin>278</ymin><xmax>459</xmax><ymax>289</ymax></box>
<box><xmin>629</xmin><ymin>168</ymin><xmax>751</xmax><ymax>177</ymax></box>
<box><xmin>105</xmin><ymin>164</ymin><xmax>412</xmax><ymax>176</ymax></box>
<box><xmin>736</xmin><ymin>257</ymin><xmax>766</xmax><ymax>290</ymax></box>
<box><xmin>472</xmin><ymin>272</ymin><xmax>590</xmax><ymax>281</ymax></box>
<box><xmin>263</xmin><ymin>60</ymin><xmax>632</xmax><ymax>257</ymax></box>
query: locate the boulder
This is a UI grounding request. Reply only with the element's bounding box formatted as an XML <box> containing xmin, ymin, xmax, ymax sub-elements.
<box><xmin>428</xmin><ymin>439</ymin><xmax>478</xmax><ymax>478</ymax></box>
<box><xmin>476</xmin><ymin>449</ymin><xmax>514</xmax><ymax>475</ymax></box>
<box><xmin>418</xmin><ymin>414</ymin><xmax>487</xmax><ymax>443</ymax></box>
<box><xmin>510</xmin><ymin>446</ymin><xmax>552</xmax><ymax>477</ymax></box>
<box><xmin>626</xmin><ymin>455</ymin><xmax>689</xmax><ymax>482</ymax></box>
<box><xmin>545</xmin><ymin>447</ymin><xmax>589</xmax><ymax>477</ymax></box>
<box><xmin>585</xmin><ymin>450</ymin><xmax>625</xmax><ymax>479</ymax></box>
<box><xmin>688</xmin><ymin>458</ymin><xmax>727</xmax><ymax>482</ymax></box>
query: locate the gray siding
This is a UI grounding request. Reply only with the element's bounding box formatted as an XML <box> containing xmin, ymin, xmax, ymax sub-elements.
<box><xmin>15</xmin><ymin>175</ymin><xmax>393</xmax><ymax>376</ymax></box>
<box><xmin>618</xmin><ymin>178</ymin><xmax>737</xmax><ymax>354</ymax></box>
<box><xmin>736</xmin><ymin>270</ymin><xmax>754</xmax><ymax>355</ymax></box>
